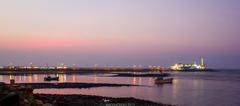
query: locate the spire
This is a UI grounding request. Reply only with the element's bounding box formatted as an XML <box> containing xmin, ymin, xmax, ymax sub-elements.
<box><xmin>201</xmin><ymin>57</ymin><xmax>204</xmax><ymax>66</ymax></box>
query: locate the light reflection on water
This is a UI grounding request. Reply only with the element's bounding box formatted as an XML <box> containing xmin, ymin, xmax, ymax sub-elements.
<box><xmin>0</xmin><ymin>73</ymin><xmax>155</xmax><ymax>86</ymax></box>
<box><xmin>1</xmin><ymin>70</ymin><xmax>240</xmax><ymax>106</ymax></box>
<box><xmin>33</xmin><ymin>78</ymin><xmax>240</xmax><ymax>106</ymax></box>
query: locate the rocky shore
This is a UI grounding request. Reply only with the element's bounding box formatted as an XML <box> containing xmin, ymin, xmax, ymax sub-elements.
<box><xmin>0</xmin><ymin>82</ymin><xmax>37</xmax><ymax>106</ymax></box>
<box><xmin>1</xmin><ymin>82</ymin><xmax>173</xmax><ymax>106</ymax></box>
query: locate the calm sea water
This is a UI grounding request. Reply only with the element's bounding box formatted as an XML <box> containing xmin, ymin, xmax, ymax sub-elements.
<box><xmin>1</xmin><ymin>70</ymin><xmax>240</xmax><ymax>106</ymax></box>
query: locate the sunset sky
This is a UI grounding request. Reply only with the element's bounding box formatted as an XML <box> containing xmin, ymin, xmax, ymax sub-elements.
<box><xmin>0</xmin><ymin>0</ymin><xmax>240</xmax><ymax>68</ymax></box>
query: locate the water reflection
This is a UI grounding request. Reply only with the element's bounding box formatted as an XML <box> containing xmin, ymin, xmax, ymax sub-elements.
<box><xmin>2</xmin><ymin>71</ymin><xmax>240</xmax><ymax>106</ymax></box>
<box><xmin>58</xmin><ymin>74</ymin><xmax>66</xmax><ymax>83</ymax></box>
<box><xmin>132</xmin><ymin>77</ymin><xmax>136</xmax><ymax>85</ymax></box>
<box><xmin>72</xmin><ymin>75</ymin><xmax>76</xmax><ymax>82</ymax></box>
<box><xmin>34</xmin><ymin>75</ymin><xmax>38</xmax><ymax>81</ymax></box>
<box><xmin>172</xmin><ymin>79</ymin><xmax>178</xmax><ymax>100</ymax></box>
<box><xmin>0</xmin><ymin>74</ymin><xmax>155</xmax><ymax>86</ymax></box>
<box><xmin>139</xmin><ymin>77</ymin><xmax>142</xmax><ymax>85</ymax></box>
<box><xmin>10</xmin><ymin>75</ymin><xmax>13</xmax><ymax>79</ymax></box>
<box><xmin>94</xmin><ymin>74</ymin><xmax>98</xmax><ymax>83</ymax></box>
<box><xmin>131</xmin><ymin>85</ymin><xmax>137</xmax><ymax>97</ymax></box>
<box><xmin>28</xmin><ymin>75</ymin><xmax>32</xmax><ymax>83</ymax></box>
<box><xmin>33</xmin><ymin>77</ymin><xmax>240</xmax><ymax>106</ymax></box>
<box><xmin>23</xmin><ymin>75</ymin><xmax>27</xmax><ymax>82</ymax></box>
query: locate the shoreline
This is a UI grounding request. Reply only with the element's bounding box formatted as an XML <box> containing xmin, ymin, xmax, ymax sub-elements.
<box><xmin>0</xmin><ymin>68</ymin><xmax>153</xmax><ymax>75</ymax></box>
<box><xmin>34</xmin><ymin>94</ymin><xmax>173</xmax><ymax>106</ymax></box>
<box><xmin>0</xmin><ymin>82</ymin><xmax>173</xmax><ymax>106</ymax></box>
<box><xmin>0</xmin><ymin>68</ymin><xmax>217</xmax><ymax>76</ymax></box>
<box><xmin>8</xmin><ymin>82</ymin><xmax>139</xmax><ymax>89</ymax></box>
<box><xmin>0</xmin><ymin>70</ymin><xmax>172</xmax><ymax>78</ymax></box>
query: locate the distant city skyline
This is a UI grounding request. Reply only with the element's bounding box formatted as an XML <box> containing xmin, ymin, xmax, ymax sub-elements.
<box><xmin>1</xmin><ymin>0</ymin><xmax>240</xmax><ymax>69</ymax></box>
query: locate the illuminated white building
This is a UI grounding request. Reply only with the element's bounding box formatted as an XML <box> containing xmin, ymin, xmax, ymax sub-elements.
<box><xmin>171</xmin><ymin>58</ymin><xmax>206</xmax><ymax>71</ymax></box>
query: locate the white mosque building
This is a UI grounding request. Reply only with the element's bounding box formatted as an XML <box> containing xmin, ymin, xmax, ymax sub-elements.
<box><xmin>170</xmin><ymin>58</ymin><xmax>206</xmax><ymax>71</ymax></box>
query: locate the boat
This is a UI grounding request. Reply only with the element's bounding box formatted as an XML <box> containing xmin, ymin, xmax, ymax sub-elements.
<box><xmin>44</xmin><ymin>76</ymin><xmax>59</xmax><ymax>81</ymax></box>
<box><xmin>155</xmin><ymin>77</ymin><xmax>173</xmax><ymax>84</ymax></box>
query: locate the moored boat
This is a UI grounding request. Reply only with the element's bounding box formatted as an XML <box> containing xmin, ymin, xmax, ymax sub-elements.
<box><xmin>155</xmin><ymin>77</ymin><xmax>173</xmax><ymax>84</ymax></box>
<box><xmin>44</xmin><ymin>76</ymin><xmax>59</xmax><ymax>81</ymax></box>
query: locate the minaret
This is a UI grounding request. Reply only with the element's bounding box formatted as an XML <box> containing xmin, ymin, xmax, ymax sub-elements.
<box><xmin>200</xmin><ymin>57</ymin><xmax>204</xmax><ymax>66</ymax></box>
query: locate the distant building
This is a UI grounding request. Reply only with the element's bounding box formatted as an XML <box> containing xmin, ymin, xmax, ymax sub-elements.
<box><xmin>170</xmin><ymin>58</ymin><xmax>206</xmax><ymax>71</ymax></box>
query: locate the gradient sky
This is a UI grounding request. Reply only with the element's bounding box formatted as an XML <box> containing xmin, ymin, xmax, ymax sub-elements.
<box><xmin>0</xmin><ymin>0</ymin><xmax>240</xmax><ymax>69</ymax></box>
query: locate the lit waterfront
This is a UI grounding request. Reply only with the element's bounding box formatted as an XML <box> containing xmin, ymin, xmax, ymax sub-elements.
<box><xmin>0</xmin><ymin>58</ymin><xmax>208</xmax><ymax>72</ymax></box>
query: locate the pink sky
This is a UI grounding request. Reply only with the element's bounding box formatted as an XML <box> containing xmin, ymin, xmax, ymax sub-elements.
<box><xmin>0</xmin><ymin>0</ymin><xmax>240</xmax><ymax>68</ymax></box>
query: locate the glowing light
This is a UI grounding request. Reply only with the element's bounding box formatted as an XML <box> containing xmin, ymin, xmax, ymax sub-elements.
<box><xmin>72</xmin><ymin>75</ymin><xmax>76</xmax><ymax>82</ymax></box>
<box><xmin>132</xmin><ymin>77</ymin><xmax>137</xmax><ymax>85</ymax></box>
<box><xmin>28</xmin><ymin>76</ymin><xmax>33</xmax><ymax>83</ymax></box>
<box><xmin>57</xmin><ymin>63</ymin><xmax>68</xmax><ymax>70</ymax></box>
<box><xmin>9</xmin><ymin>75</ymin><xmax>13</xmax><ymax>80</ymax></box>
<box><xmin>170</xmin><ymin>58</ymin><xmax>206</xmax><ymax>71</ymax></box>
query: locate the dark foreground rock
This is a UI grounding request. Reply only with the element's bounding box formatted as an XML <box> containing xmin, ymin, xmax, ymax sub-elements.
<box><xmin>0</xmin><ymin>82</ymin><xmax>37</xmax><ymax>106</ymax></box>
<box><xmin>34</xmin><ymin>94</ymin><xmax>172</xmax><ymax>106</ymax></box>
